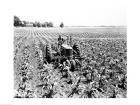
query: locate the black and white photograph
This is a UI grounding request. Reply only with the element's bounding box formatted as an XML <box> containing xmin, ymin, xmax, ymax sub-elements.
<box><xmin>13</xmin><ymin>0</ymin><xmax>127</xmax><ymax>98</ymax></box>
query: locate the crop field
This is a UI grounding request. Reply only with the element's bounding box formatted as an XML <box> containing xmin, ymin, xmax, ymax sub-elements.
<box><xmin>14</xmin><ymin>27</ymin><xmax>127</xmax><ymax>98</ymax></box>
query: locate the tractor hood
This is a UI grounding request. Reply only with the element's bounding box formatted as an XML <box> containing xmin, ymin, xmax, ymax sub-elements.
<box><xmin>61</xmin><ymin>44</ymin><xmax>72</xmax><ymax>49</ymax></box>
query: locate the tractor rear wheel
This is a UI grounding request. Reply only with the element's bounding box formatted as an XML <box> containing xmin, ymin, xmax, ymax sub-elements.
<box><xmin>73</xmin><ymin>43</ymin><xmax>80</xmax><ymax>57</ymax></box>
<box><xmin>45</xmin><ymin>44</ymin><xmax>52</xmax><ymax>63</ymax></box>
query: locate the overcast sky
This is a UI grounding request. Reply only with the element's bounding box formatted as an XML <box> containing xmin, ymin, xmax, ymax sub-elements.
<box><xmin>13</xmin><ymin>0</ymin><xmax>126</xmax><ymax>26</ymax></box>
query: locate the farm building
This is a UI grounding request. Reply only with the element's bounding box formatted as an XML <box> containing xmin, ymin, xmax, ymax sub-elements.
<box><xmin>26</xmin><ymin>23</ymin><xmax>33</xmax><ymax>27</ymax></box>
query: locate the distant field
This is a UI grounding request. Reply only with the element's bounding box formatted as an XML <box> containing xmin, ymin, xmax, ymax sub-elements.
<box><xmin>14</xmin><ymin>26</ymin><xmax>126</xmax><ymax>38</ymax></box>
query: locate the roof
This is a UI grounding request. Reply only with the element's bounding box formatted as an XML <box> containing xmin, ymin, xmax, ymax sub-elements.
<box><xmin>61</xmin><ymin>44</ymin><xmax>72</xmax><ymax>49</ymax></box>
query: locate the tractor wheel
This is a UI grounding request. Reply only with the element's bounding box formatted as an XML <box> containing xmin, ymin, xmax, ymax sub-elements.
<box><xmin>45</xmin><ymin>44</ymin><xmax>52</xmax><ymax>63</ymax></box>
<box><xmin>65</xmin><ymin>59</ymin><xmax>71</xmax><ymax>67</ymax></box>
<box><xmin>70</xmin><ymin>59</ymin><xmax>76</xmax><ymax>72</ymax></box>
<box><xmin>73</xmin><ymin>43</ymin><xmax>80</xmax><ymax>57</ymax></box>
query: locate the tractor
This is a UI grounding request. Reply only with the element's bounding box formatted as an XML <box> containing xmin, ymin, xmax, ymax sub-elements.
<box><xmin>43</xmin><ymin>35</ymin><xmax>83</xmax><ymax>72</ymax></box>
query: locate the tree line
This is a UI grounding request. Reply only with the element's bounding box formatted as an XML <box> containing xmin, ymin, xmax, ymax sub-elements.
<box><xmin>14</xmin><ymin>16</ymin><xmax>64</xmax><ymax>28</ymax></box>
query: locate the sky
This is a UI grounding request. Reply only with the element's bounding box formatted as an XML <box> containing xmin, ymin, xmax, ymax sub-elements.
<box><xmin>13</xmin><ymin>0</ymin><xmax>126</xmax><ymax>26</ymax></box>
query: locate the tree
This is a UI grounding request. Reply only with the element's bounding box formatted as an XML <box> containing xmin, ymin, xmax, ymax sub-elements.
<box><xmin>33</xmin><ymin>23</ymin><xmax>36</xmax><ymax>27</ymax></box>
<box><xmin>60</xmin><ymin>22</ymin><xmax>64</xmax><ymax>28</ymax></box>
<box><xmin>21</xmin><ymin>20</ymin><xmax>27</xmax><ymax>27</ymax></box>
<box><xmin>47</xmin><ymin>22</ymin><xmax>53</xmax><ymax>27</ymax></box>
<box><xmin>42</xmin><ymin>23</ymin><xmax>46</xmax><ymax>27</ymax></box>
<box><xmin>14</xmin><ymin>16</ymin><xmax>21</xmax><ymax>27</ymax></box>
<box><xmin>33</xmin><ymin>21</ymin><xmax>38</xmax><ymax>27</ymax></box>
<box><xmin>37</xmin><ymin>22</ymin><xmax>41</xmax><ymax>27</ymax></box>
